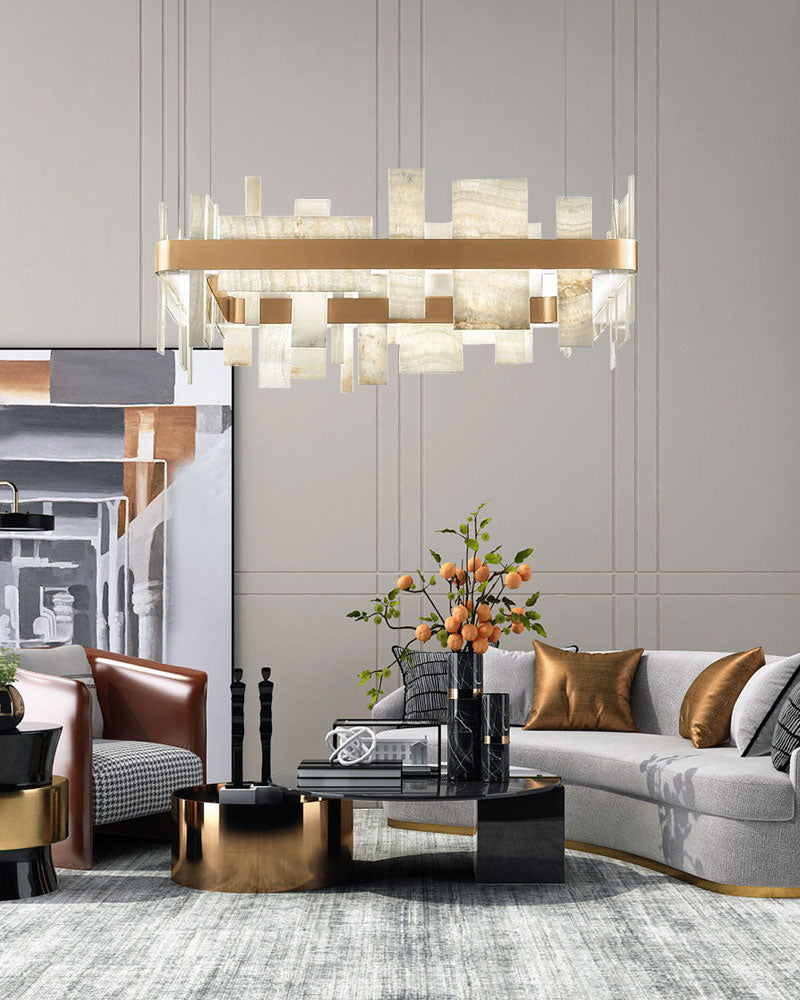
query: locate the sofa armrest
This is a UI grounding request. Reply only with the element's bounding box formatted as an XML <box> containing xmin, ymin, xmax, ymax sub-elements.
<box><xmin>85</xmin><ymin>648</ymin><xmax>207</xmax><ymax>776</ymax></box>
<box><xmin>372</xmin><ymin>685</ymin><xmax>405</xmax><ymax>722</ymax></box>
<box><xmin>14</xmin><ymin>668</ymin><xmax>93</xmax><ymax>869</ymax></box>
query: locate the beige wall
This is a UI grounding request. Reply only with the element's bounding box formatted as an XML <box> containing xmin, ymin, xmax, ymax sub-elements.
<box><xmin>2</xmin><ymin>0</ymin><xmax>799</xmax><ymax>779</ymax></box>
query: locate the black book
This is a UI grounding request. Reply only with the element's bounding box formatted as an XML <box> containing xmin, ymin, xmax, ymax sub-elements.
<box><xmin>297</xmin><ymin>759</ymin><xmax>403</xmax><ymax>779</ymax></box>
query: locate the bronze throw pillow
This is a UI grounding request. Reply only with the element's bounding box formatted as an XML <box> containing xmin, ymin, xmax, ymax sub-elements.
<box><xmin>679</xmin><ymin>647</ymin><xmax>765</xmax><ymax>748</ymax></box>
<box><xmin>523</xmin><ymin>641</ymin><xmax>644</xmax><ymax>732</ymax></box>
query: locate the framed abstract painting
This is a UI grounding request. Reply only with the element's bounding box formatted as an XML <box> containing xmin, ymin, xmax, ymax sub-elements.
<box><xmin>0</xmin><ymin>349</ymin><xmax>232</xmax><ymax>777</ymax></box>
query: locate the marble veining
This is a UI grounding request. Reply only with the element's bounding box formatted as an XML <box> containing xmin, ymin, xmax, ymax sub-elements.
<box><xmin>397</xmin><ymin>324</ymin><xmax>463</xmax><ymax>374</ymax></box>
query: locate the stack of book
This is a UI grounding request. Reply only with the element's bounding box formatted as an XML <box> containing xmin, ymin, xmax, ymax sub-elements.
<box><xmin>296</xmin><ymin>760</ymin><xmax>403</xmax><ymax>790</ymax></box>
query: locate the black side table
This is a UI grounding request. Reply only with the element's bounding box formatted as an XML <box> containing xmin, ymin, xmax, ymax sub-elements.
<box><xmin>0</xmin><ymin>722</ymin><xmax>68</xmax><ymax>900</ymax></box>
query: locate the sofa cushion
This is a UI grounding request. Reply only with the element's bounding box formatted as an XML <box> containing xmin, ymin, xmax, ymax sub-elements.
<box><xmin>510</xmin><ymin>729</ymin><xmax>794</xmax><ymax>822</ymax></box>
<box><xmin>772</xmin><ymin>681</ymin><xmax>800</xmax><ymax>773</ymax></box>
<box><xmin>679</xmin><ymin>647</ymin><xmax>766</xmax><ymax>748</ymax></box>
<box><xmin>731</xmin><ymin>652</ymin><xmax>800</xmax><ymax>756</ymax></box>
<box><xmin>630</xmin><ymin>650</ymin><xmax>782</xmax><ymax>735</ymax></box>
<box><xmin>20</xmin><ymin>645</ymin><xmax>103</xmax><ymax>739</ymax></box>
<box><xmin>482</xmin><ymin>646</ymin><xmax>534</xmax><ymax>727</ymax></box>
<box><xmin>92</xmin><ymin>739</ymin><xmax>203</xmax><ymax>825</ymax></box>
<box><xmin>392</xmin><ymin>646</ymin><xmax>449</xmax><ymax>723</ymax></box>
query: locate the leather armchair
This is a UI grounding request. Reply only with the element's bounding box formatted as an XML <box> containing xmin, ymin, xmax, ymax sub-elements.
<box><xmin>16</xmin><ymin>647</ymin><xmax>207</xmax><ymax>870</ymax></box>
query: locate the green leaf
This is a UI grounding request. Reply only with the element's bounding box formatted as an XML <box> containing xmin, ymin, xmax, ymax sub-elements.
<box><xmin>373</xmin><ymin>616</ymin><xmax>382</xmax><ymax>624</ymax></box>
<box><xmin>525</xmin><ymin>594</ymin><xmax>539</xmax><ymax>606</ymax></box>
<box><xmin>382</xmin><ymin>668</ymin><xmax>392</xmax><ymax>677</ymax></box>
<box><xmin>388</xmin><ymin>588</ymin><xmax>399</xmax><ymax>601</ymax></box>
<box><xmin>436</xmin><ymin>528</ymin><xmax>461</xmax><ymax>536</ymax></box>
<box><xmin>429</xmin><ymin>575</ymin><xmax>437</xmax><ymax>587</ymax></box>
<box><xmin>465</xmin><ymin>538</ymin><xmax>479</xmax><ymax>551</ymax></box>
<box><xmin>502</xmin><ymin>597</ymin><xmax>514</xmax><ymax>608</ymax></box>
<box><xmin>429</xmin><ymin>549</ymin><xmax>441</xmax><ymax>564</ymax></box>
<box><xmin>478</xmin><ymin>582</ymin><xmax>487</xmax><ymax>592</ymax></box>
<box><xmin>374</xmin><ymin>603</ymin><xmax>383</xmax><ymax>613</ymax></box>
<box><xmin>481</xmin><ymin>533</ymin><xmax>490</xmax><ymax>541</ymax></box>
<box><xmin>346</xmin><ymin>610</ymin><xmax>361</xmax><ymax>618</ymax></box>
<box><xmin>448</xmin><ymin>591</ymin><xmax>456</xmax><ymax>600</ymax></box>
<box><xmin>459</xmin><ymin>523</ymin><xmax>468</xmax><ymax>535</ymax></box>
<box><xmin>480</xmin><ymin>517</ymin><xmax>492</xmax><ymax>529</ymax></box>
<box><xmin>532</xmin><ymin>622</ymin><xmax>547</xmax><ymax>637</ymax></box>
<box><xmin>514</xmin><ymin>548</ymin><xmax>534</xmax><ymax>563</ymax></box>
<box><xmin>476</xmin><ymin>501</ymin><xmax>488</xmax><ymax>513</ymax></box>
<box><xmin>484</xmin><ymin>551</ymin><xmax>502</xmax><ymax>564</ymax></box>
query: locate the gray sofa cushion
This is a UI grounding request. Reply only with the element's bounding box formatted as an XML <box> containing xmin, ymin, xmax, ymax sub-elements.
<box><xmin>630</xmin><ymin>650</ymin><xmax>781</xmax><ymax>735</ymax></box>
<box><xmin>375</xmin><ymin>723</ymin><xmax>795</xmax><ymax>822</ymax></box>
<box><xmin>731</xmin><ymin>652</ymin><xmax>800</xmax><ymax>756</ymax></box>
<box><xmin>92</xmin><ymin>739</ymin><xmax>203</xmax><ymax>825</ymax></box>
<box><xmin>482</xmin><ymin>646</ymin><xmax>534</xmax><ymax>726</ymax></box>
<box><xmin>510</xmin><ymin>729</ymin><xmax>794</xmax><ymax>822</ymax></box>
<box><xmin>19</xmin><ymin>644</ymin><xmax>104</xmax><ymax>738</ymax></box>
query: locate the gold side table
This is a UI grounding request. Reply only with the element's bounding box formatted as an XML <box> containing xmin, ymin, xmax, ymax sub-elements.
<box><xmin>171</xmin><ymin>783</ymin><xmax>353</xmax><ymax>893</ymax></box>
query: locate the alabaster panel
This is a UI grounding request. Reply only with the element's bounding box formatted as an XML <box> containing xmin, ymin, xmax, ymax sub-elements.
<box><xmin>357</xmin><ymin>324</ymin><xmax>388</xmax><ymax>386</ymax></box>
<box><xmin>388</xmin><ymin>168</ymin><xmax>425</xmax><ymax>238</ymax></box>
<box><xmin>452</xmin><ymin>178</ymin><xmax>528</xmax><ymax>238</ymax></box>
<box><xmin>494</xmin><ymin>330</ymin><xmax>533</xmax><ymax>365</ymax></box>
<box><xmin>290</xmin><ymin>292</ymin><xmax>328</xmax><ymax>348</ymax></box>
<box><xmin>388</xmin><ymin>270</ymin><xmax>425</xmax><ymax>319</ymax></box>
<box><xmin>293</xmin><ymin>198</ymin><xmax>331</xmax><ymax>217</ymax></box>
<box><xmin>245</xmin><ymin>177</ymin><xmax>261</xmax><ymax>216</ymax></box>
<box><xmin>219</xmin><ymin>215</ymin><xmax>372</xmax><ymax>239</ymax></box>
<box><xmin>556</xmin><ymin>196</ymin><xmax>593</xmax><ymax>348</ymax></box>
<box><xmin>290</xmin><ymin>346</ymin><xmax>326</xmax><ymax>380</ymax></box>
<box><xmin>397</xmin><ymin>324</ymin><xmax>463</xmax><ymax>374</ymax></box>
<box><xmin>216</xmin><ymin>269</ymin><xmax>372</xmax><ymax>294</ymax></box>
<box><xmin>222</xmin><ymin>326</ymin><xmax>252</xmax><ymax>366</ymax></box>
<box><xmin>453</xmin><ymin>269</ymin><xmax>530</xmax><ymax>330</ymax></box>
<box><xmin>330</xmin><ymin>325</ymin><xmax>344</xmax><ymax>364</ymax></box>
<box><xmin>257</xmin><ymin>325</ymin><xmax>291</xmax><ymax>389</ymax></box>
<box><xmin>340</xmin><ymin>327</ymin><xmax>354</xmax><ymax>393</ymax></box>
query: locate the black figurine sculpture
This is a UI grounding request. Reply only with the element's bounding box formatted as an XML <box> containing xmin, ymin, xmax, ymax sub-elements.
<box><xmin>230</xmin><ymin>667</ymin><xmax>246</xmax><ymax>787</ymax></box>
<box><xmin>258</xmin><ymin>667</ymin><xmax>274</xmax><ymax>784</ymax></box>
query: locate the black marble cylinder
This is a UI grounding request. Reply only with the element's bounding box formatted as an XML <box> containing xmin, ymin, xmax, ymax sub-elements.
<box><xmin>446</xmin><ymin>650</ymin><xmax>483</xmax><ymax>782</ymax></box>
<box><xmin>481</xmin><ymin>693</ymin><xmax>510</xmax><ymax>783</ymax></box>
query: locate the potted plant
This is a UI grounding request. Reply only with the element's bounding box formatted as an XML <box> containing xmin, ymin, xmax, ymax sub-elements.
<box><xmin>347</xmin><ymin>503</ymin><xmax>546</xmax><ymax>779</ymax></box>
<box><xmin>0</xmin><ymin>646</ymin><xmax>24</xmax><ymax>731</ymax></box>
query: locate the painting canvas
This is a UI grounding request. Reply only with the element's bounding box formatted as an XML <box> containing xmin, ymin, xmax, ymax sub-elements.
<box><xmin>0</xmin><ymin>349</ymin><xmax>232</xmax><ymax>777</ymax></box>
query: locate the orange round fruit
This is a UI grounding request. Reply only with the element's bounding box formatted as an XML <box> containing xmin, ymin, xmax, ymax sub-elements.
<box><xmin>511</xmin><ymin>606</ymin><xmax>525</xmax><ymax>617</ymax></box>
<box><xmin>474</xmin><ymin>565</ymin><xmax>490</xmax><ymax>583</ymax></box>
<box><xmin>511</xmin><ymin>621</ymin><xmax>524</xmax><ymax>634</ymax></box>
<box><xmin>467</xmin><ymin>556</ymin><xmax>483</xmax><ymax>573</ymax></box>
<box><xmin>397</xmin><ymin>574</ymin><xmax>413</xmax><ymax>591</ymax></box>
<box><xmin>447</xmin><ymin>633</ymin><xmax>464</xmax><ymax>652</ymax></box>
<box><xmin>452</xmin><ymin>604</ymin><xmax>469</xmax><ymax>624</ymax></box>
<box><xmin>518</xmin><ymin>563</ymin><xmax>532</xmax><ymax>581</ymax></box>
<box><xmin>489</xmin><ymin>625</ymin><xmax>502</xmax><ymax>643</ymax></box>
<box><xmin>461</xmin><ymin>622</ymin><xmax>478</xmax><ymax>643</ymax></box>
<box><xmin>505</xmin><ymin>571</ymin><xmax>522</xmax><ymax>590</ymax></box>
<box><xmin>476</xmin><ymin>603</ymin><xmax>492</xmax><ymax>621</ymax></box>
<box><xmin>477</xmin><ymin>622</ymin><xmax>493</xmax><ymax>639</ymax></box>
<box><xmin>445</xmin><ymin>616</ymin><xmax>460</xmax><ymax>634</ymax></box>
<box><xmin>415</xmin><ymin>624</ymin><xmax>432</xmax><ymax>642</ymax></box>
<box><xmin>466</xmin><ymin>599</ymin><xmax>474</xmax><ymax>611</ymax></box>
<box><xmin>455</xmin><ymin>568</ymin><xmax>467</xmax><ymax>585</ymax></box>
<box><xmin>472</xmin><ymin>637</ymin><xmax>489</xmax><ymax>655</ymax></box>
<box><xmin>439</xmin><ymin>562</ymin><xmax>456</xmax><ymax>580</ymax></box>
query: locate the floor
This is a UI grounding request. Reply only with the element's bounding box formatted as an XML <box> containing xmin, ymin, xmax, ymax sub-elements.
<box><xmin>2</xmin><ymin>811</ymin><xmax>798</xmax><ymax>1000</ymax></box>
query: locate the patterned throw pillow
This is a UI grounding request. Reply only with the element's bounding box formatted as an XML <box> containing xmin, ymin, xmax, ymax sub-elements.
<box><xmin>771</xmin><ymin>681</ymin><xmax>800</xmax><ymax>772</ymax></box>
<box><xmin>392</xmin><ymin>646</ymin><xmax>449</xmax><ymax>723</ymax></box>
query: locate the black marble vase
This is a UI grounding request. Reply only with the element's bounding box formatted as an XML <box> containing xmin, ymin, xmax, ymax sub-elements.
<box><xmin>481</xmin><ymin>692</ymin><xmax>510</xmax><ymax>783</ymax></box>
<box><xmin>446</xmin><ymin>649</ymin><xmax>483</xmax><ymax>781</ymax></box>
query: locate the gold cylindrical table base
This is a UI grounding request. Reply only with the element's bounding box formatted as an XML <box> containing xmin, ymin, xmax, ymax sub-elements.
<box><xmin>171</xmin><ymin>783</ymin><xmax>353</xmax><ymax>893</ymax></box>
<box><xmin>0</xmin><ymin>776</ymin><xmax>69</xmax><ymax>850</ymax></box>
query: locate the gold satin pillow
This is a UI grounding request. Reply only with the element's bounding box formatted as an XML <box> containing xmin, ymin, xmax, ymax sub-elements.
<box><xmin>679</xmin><ymin>647</ymin><xmax>765</xmax><ymax>748</ymax></box>
<box><xmin>523</xmin><ymin>641</ymin><xmax>644</xmax><ymax>732</ymax></box>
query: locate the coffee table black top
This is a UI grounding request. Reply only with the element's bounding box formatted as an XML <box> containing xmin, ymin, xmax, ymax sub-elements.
<box><xmin>272</xmin><ymin>769</ymin><xmax>561</xmax><ymax>802</ymax></box>
<box><xmin>0</xmin><ymin>722</ymin><xmax>62</xmax><ymax>789</ymax></box>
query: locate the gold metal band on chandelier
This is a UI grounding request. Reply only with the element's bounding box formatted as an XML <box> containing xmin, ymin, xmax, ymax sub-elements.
<box><xmin>206</xmin><ymin>277</ymin><xmax>558</xmax><ymax>326</ymax></box>
<box><xmin>157</xmin><ymin>237</ymin><xmax>637</xmax><ymax>274</ymax></box>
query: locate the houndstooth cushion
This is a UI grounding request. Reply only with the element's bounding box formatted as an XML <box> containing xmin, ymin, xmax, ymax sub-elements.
<box><xmin>92</xmin><ymin>740</ymin><xmax>203</xmax><ymax>826</ymax></box>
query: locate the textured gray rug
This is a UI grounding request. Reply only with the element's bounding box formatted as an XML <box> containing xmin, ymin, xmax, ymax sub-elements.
<box><xmin>1</xmin><ymin>810</ymin><xmax>798</xmax><ymax>1000</ymax></box>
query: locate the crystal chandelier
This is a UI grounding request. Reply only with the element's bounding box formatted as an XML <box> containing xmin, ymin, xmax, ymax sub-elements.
<box><xmin>155</xmin><ymin>170</ymin><xmax>636</xmax><ymax>389</ymax></box>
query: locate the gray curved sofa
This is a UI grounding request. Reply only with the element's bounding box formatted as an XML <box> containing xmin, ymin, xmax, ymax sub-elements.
<box><xmin>372</xmin><ymin>650</ymin><xmax>800</xmax><ymax>894</ymax></box>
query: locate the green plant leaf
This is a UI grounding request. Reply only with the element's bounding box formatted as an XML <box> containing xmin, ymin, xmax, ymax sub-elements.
<box><xmin>429</xmin><ymin>549</ymin><xmax>441</xmax><ymax>564</ymax></box>
<box><xmin>382</xmin><ymin>668</ymin><xmax>392</xmax><ymax>677</ymax></box>
<box><xmin>388</xmin><ymin>588</ymin><xmax>399</xmax><ymax>601</ymax></box>
<box><xmin>514</xmin><ymin>548</ymin><xmax>534</xmax><ymax>563</ymax></box>
<box><xmin>436</xmin><ymin>528</ymin><xmax>461</xmax><ymax>536</ymax></box>
<box><xmin>525</xmin><ymin>594</ymin><xmax>539</xmax><ymax>606</ymax></box>
<box><xmin>532</xmin><ymin>622</ymin><xmax>547</xmax><ymax>637</ymax></box>
<box><xmin>481</xmin><ymin>533</ymin><xmax>490</xmax><ymax>541</ymax></box>
<box><xmin>459</xmin><ymin>523</ymin><xmax>468</xmax><ymax>535</ymax></box>
<box><xmin>465</xmin><ymin>538</ymin><xmax>479</xmax><ymax>551</ymax></box>
<box><xmin>480</xmin><ymin>517</ymin><xmax>492</xmax><ymax>529</ymax></box>
<box><xmin>429</xmin><ymin>575</ymin><xmax>437</xmax><ymax>587</ymax></box>
<box><xmin>478</xmin><ymin>582</ymin><xmax>487</xmax><ymax>592</ymax></box>
<box><xmin>484</xmin><ymin>551</ymin><xmax>502</xmax><ymax>564</ymax></box>
<box><xmin>373</xmin><ymin>616</ymin><xmax>382</xmax><ymax>624</ymax></box>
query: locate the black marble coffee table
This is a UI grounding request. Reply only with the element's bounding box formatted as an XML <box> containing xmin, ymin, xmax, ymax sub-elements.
<box><xmin>277</xmin><ymin>769</ymin><xmax>565</xmax><ymax>885</ymax></box>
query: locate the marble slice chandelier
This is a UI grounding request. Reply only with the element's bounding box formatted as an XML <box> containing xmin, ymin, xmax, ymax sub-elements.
<box><xmin>155</xmin><ymin>170</ymin><xmax>637</xmax><ymax>390</ymax></box>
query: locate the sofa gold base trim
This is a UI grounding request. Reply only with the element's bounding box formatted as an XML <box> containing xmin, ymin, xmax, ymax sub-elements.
<box><xmin>387</xmin><ymin>819</ymin><xmax>477</xmax><ymax>837</ymax></box>
<box><xmin>566</xmin><ymin>840</ymin><xmax>800</xmax><ymax>897</ymax></box>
